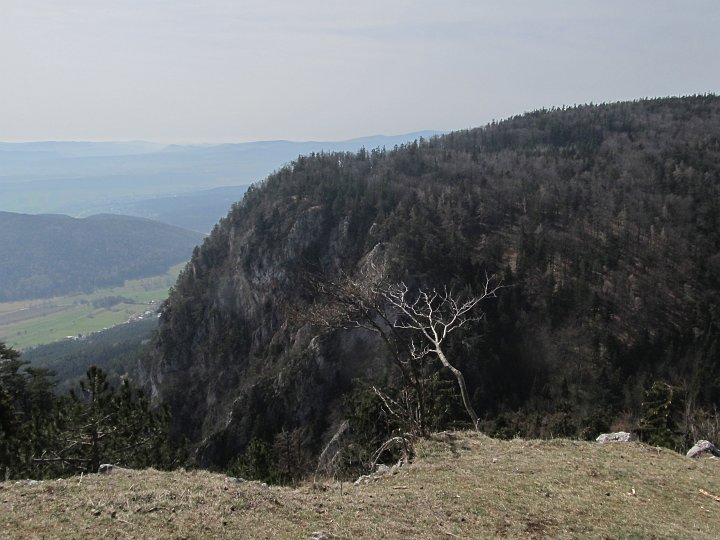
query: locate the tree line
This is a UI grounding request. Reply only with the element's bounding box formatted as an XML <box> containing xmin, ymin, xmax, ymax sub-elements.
<box><xmin>0</xmin><ymin>342</ymin><xmax>176</xmax><ymax>480</ymax></box>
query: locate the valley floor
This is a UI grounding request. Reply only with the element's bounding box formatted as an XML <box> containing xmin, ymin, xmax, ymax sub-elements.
<box><xmin>0</xmin><ymin>263</ymin><xmax>182</xmax><ymax>350</ymax></box>
<box><xmin>2</xmin><ymin>432</ymin><xmax>718</xmax><ymax>539</ymax></box>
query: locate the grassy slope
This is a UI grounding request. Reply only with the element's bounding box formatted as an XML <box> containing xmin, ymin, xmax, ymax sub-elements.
<box><xmin>2</xmin><ymin>432</ymin><xmax>718</xmax><ymax>539</ymax></box>
<box><xmin>0</xmin><ymin>263</ymin><xmax>183</xmax><ymax>349</ymax></box>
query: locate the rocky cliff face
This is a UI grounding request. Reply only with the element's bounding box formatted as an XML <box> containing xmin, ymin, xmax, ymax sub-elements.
<box><xmin>142</xmin><ymin>96</ymin><xmax>720</xmax><ymax>465</ymax></box>
<box><xmin>143</xmin><ymin>166</ymin><xmax>399</xmax><ymax>464</ymax></box>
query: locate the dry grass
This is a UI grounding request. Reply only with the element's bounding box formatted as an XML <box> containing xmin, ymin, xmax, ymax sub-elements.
<box><xmin>2</xmin><ymin>432</ymin><xmax>719</xmax><ymax>539</ymax></box>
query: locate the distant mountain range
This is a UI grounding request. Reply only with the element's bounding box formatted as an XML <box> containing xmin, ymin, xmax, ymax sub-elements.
<box><xmin>0</xmin><ymin>132</ymin><xmax>442</xmax><ymax>229</ymax></box>
<box><xmin>87</xmin><ymin>186</ymin><xmax>252</xmax><ymax>233</ymax></box>
<box><xmin>0</xmin><ymin>211</ymin><xmax>204</xmax><ymax>301</ymax></box>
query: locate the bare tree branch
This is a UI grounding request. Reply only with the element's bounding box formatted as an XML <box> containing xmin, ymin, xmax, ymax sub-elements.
<box><xmin>378</xmin><ymin>275</ymin><xmax>504</xmax><ymax>430</ymax></box>
<box><xmin>303</xmin><ymin>265</ymin><xmax>503</xmax><ymax>434</ymax></box>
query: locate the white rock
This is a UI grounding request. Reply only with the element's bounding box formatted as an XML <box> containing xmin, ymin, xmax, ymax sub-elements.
<box><xmin>596</xmin><ymin>432</ymin><xmax>636</xmax><ymax>443</ymax></box>
<box><xmin>225</xmin><ymin>476</ymin><xmax>245</xmax><ymax>483</ymax></box>
<box><xmin>686</xmin><ymin>440</ymin><xmax>720</xmax><ymax>458</ymax></box>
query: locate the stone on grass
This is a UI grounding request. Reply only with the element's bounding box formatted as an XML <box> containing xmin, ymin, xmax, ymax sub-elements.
<box><xmin>98</xmin><ymin>464</ymin><xmax>130</xmax><ymax>474</ymax></box>
<box><xmin>355</xmin><ymin>459</ymin><xmax>405</xmax><ymax>485</ymax></box>
<box><xmin>686</xmin><ymin>440</ymin><xmax>720</xmax><ymax>458</ymax></box>
<box><xmin>225</xmin><ymin>476</ymin><xmax>245</xmax><ymax>483</ymax></box>
<box><xmin>596</xmin><ymin>432</ymin><xmax>637</xmax><ymax>443</ymax></box>
<box><xmin>15</xmin><ymin>480</ymin><xmax>42</xmax><ymax>487</ymax></box>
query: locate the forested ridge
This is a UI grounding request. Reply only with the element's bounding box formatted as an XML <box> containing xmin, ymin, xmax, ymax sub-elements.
<box><xmin>0</xmin><ymin>212</ymin><xmax>204</xmax><ymax>301</ymax></box>
<box><xmin>142</xmin><ymin>96</ymin><xmax>720</xmax><ymax>473</ymax></box>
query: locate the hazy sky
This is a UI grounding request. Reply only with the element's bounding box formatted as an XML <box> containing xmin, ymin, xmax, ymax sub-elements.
<box><xmin>1</xmin><ymin>0</ymin><xmax>718</xmax><ymax>143</ymax></box>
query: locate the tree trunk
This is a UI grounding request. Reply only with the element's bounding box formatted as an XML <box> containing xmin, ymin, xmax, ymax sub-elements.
<box><xmin>372</xmin><ymin>320</ymin><xmax>428</xmax><ymax>435</ymax></box>
<box><xmin>435</xmin><ymin>348</ymin><xmax>479</xmax><ymax>430</ymax></box>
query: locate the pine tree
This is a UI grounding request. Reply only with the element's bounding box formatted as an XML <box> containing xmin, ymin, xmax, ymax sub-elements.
<box><xmin>1</xmin><ymin>343</ymin><xmax>60</xmax><ymax>479</ymax></box>
<box><xmin>38</xmin><ymin>366</ymin><xmax>170</xmax><ymax>474</ymax></box>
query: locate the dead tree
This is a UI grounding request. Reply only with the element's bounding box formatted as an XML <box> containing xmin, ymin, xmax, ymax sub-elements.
<box><xmin>380</xmin><ymin>276</ymin><xmax>502</xmax><ymax>430</ymax></box>
<box><xmin>304</xmin><ymin>268</ymin><xmax>501</xmax><ymax>433</ymax></box>
<box><xmin>302</xmin><ymin>268</ymin><xmax>430</xmax><ymax>436</ymax></box>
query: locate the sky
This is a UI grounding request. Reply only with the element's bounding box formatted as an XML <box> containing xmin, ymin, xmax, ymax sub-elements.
<box><xmin>1</xmin><ymin>0</ymin><xmax>718</xmax><ymax>143</ymax></box>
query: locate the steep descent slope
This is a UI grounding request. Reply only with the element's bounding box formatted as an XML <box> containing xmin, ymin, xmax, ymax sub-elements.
<box><xmin>143</xmin><ymin>96</ymin><xmax>720</xmax><ymax>466</ymax></box>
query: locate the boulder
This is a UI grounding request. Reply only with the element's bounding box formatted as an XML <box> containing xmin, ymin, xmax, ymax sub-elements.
<box><xmin>596</xmin><ymin>432</ymin><xmax>637</xmax><ymax>443</ymax></box>
<box><xmin>686</xmin><ymin>440</ymin><xmax>720</xmax><ymax>458</ymax></box>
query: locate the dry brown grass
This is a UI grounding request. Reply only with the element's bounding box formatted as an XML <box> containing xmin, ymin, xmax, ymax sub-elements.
<box><xmin>2</xmin><ymin>432</ymin><xmax>719</xmax><ymax>539</ymax></box>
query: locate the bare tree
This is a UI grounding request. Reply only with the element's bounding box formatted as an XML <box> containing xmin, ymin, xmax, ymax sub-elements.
<box><xmin>304</xmin><ymin>267</ymin><xmax>502</xmax><ymax>433</ymax></box>
<box><xmin>302</xmin><ymin>268</ymin><xmax>430</xmax><ymax>435</ymax></box>
<box><xmin>380</xmin><ymin>276</ymin><xmax>502</xmax><ymax>430</ymax></box>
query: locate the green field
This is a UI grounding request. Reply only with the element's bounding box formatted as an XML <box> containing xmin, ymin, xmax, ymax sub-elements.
<box><xmin>0</xmin><ymin>263</ymin><xmax>184</xmax><ymax>350</ymax></box>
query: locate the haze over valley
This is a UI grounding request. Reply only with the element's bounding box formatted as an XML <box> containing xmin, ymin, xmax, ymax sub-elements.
<box><xmin>0</xmin><ymin>133</ymin><xmax>439</xmax><ymax>232</ymax></box>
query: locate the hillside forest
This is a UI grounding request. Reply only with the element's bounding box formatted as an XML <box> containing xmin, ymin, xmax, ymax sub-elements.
<box><xmin>142</xmin><ymin>95</ymin><xmax>720</xmax><ymax>476</ymax></box>
<box><xmin>0</xmin><ymin>212</ymin><xmax>204</xmax><ymax>302</ymax></box>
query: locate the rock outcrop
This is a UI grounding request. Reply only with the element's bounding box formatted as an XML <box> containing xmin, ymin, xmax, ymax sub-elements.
<box><xmin>686</xmin><ymin>440</ymin><xmax>720</xmax><ymax>458</ymax></box>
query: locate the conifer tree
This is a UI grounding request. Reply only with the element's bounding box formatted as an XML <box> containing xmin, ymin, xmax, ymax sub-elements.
<box><xmin>39</xmin><ymin>366</ymin><xmax>170</xmax><ymax>474</ymax></box>
<box><xmin>1</xmin><ymin>343</ymin><xmax>59</xmax><ymax>479</ymax></box>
